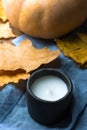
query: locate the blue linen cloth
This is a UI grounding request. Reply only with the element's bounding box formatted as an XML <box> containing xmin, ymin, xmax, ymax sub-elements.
<box><xmin>0</xmin><ymin>35</ymin><xmax>87</xmax><ymax>130</ymax></box>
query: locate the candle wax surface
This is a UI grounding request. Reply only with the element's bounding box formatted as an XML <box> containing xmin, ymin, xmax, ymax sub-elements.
<box><xmin>31</xmin><ymin>75</ymin><xmax>68</xmax><ymax>101</ymax></box>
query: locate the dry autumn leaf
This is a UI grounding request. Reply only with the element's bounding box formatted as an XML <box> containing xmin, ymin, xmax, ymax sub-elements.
<box><xmin>55</xmin><ymin>32</ymin><xmax>87</xmax><ymax>67</ymax></box>
<box><xmin>0</xmin><ymin>22</ymin><xmax>16</xmax><ymax>38</ymax></box>
<box><xmin>0</xmin><ymin>39</ymin><xmax>61</xmax><ymax>73</ymax></box>
<box><xmin>0</xmin><ymin>0</ymin><xmax>7</xmax><ymax>22</ymax></box>
<box><xmin>65</xmin><ymin>48</ymin><xmax>87</xmax><ymax>65</ymax></box>
<box><xmin>56</xmin><ymin>34</ymin><xmax>86</xmax><ymax>52</ymax></box>
<box><xmin>0</xmin><ymin>69</ymin><xmax>30</xmax><ymax>88</ymax></box>
<box><xmin>0</xmin><ymin>38</ymin><xmax>13</xmax><ymax>44</ymax></box>
<box><xmin>77</xmin><ymin>32</ymin><xmax>87</xmax><ymax>43</ymax></box>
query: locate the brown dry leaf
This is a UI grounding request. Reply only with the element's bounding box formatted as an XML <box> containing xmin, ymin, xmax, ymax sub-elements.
<box><xmin>0</xmin><ymin>0</ymin><xmax>7</xmax><ymax>22</ymax></box>
<box><xmin>0</xmin><ymin>38</ymin><xmax>13</xmax><ymax>44</ymax></box>
<box><xmin>0</xmin><ymin>22</ymin><xmax>16</xmax><ymax>38</ymax></box>
<box><xmin>55</xmin><ymin>32</ymin><xmax>87</xmax><ymax>66</ymax></box>
<box><xmin>0</xmin><ymin>39</ymin><xmax>61</xmax><ymax>72</ymax></box>
<box><xmin>0</xmin><ymin>69</ymin><xmax>30</xmax><ymax>88</ymax></box>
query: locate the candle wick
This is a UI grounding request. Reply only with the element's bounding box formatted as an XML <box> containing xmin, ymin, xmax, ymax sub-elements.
<box><xmin>49</xmin><ymin>90</ymin><xmax>53</xmax><ymax>95</ymax></box>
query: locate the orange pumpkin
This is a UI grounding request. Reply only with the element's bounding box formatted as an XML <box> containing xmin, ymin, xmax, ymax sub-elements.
<box><xmin>2</xmin><ymin>0</ymin><xmax>87</xmax><ymax>39</ymax></box>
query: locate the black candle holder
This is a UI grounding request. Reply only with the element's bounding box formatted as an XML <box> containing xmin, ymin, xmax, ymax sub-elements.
<box><xmin>26</xmin><ymin>68</ymin><xmax>73</xmax><ymax>126</ymax></box>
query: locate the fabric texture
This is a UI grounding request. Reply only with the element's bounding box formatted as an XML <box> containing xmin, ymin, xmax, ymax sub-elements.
<box><xmin>0</xmin><ymin>35</ymin><xmax>87</xmax><ymax>130</ymax></box>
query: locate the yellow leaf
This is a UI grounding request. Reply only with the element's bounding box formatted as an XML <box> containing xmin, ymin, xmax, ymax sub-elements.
<box><xmin>0</xmin><ymin>0</ymin><xmax>7</xmax><ymax>22</ymax></box>
<box><xmin>0</xmin><ymin>22</ymin><xmax>16</xmax><ymax>38</ymax></box>
<box><xmin>55</xmin><ymin>31</ymin><xmax>87</xmax><ymax>67</ymax></box>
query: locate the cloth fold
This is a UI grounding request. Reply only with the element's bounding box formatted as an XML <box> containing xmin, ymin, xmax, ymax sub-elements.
<box><xmin>0</xmin><ymin>35</ymin><xmax>87</xmax><ymax>130</ymax></box>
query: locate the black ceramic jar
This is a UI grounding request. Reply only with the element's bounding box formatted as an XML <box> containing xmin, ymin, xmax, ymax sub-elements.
<box><xmin>26</xmin><ymin>68</ymin><xmax>73</xmax><ymax>125</ymax></box>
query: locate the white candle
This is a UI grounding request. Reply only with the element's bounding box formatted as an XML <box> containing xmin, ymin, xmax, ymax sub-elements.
<box><xmin>31</xmin><ymin>75</ymin><xmax>68</xmax><ymax>101</ymax></box>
